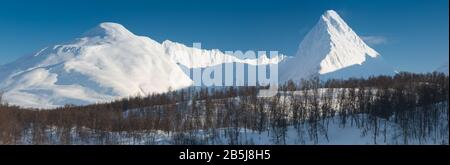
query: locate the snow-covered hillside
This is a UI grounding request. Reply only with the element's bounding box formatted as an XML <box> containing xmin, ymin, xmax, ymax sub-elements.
<box><xmin>280</xmin><ymin>10</ymin><xmax>394</xmax><ymax>82</ymax></box>
<box><xmin>0</xmin><ymin>23</ymin><xmax>193</xmax><ymax>108</ymax></box>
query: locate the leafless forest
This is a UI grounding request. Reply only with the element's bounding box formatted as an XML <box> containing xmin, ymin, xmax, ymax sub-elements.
<box><xmin>0</xmin><ymin>72</ymin><xmax>448</xmax><ymax>144</ymax></box>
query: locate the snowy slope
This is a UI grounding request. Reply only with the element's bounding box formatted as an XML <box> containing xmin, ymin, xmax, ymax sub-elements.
<box><xmin>0</xmin><ymin>23</ymin><xmax>193</xmax><ymax>108</ymax></box>
<box><xmin>280</xmin><ymin>10</ymin><xmax>394</xmax><ymax>82</ymax></box>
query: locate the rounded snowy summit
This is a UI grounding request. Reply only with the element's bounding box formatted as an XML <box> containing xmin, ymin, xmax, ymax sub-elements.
<box><xmin>82</xmin><ymin>22</ymin><xmax>135</xmax><ymax>39</ymax></box>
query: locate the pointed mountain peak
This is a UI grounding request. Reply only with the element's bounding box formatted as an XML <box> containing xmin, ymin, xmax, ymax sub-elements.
<box><xmin>82</xmin><ymin>22</ymin><xmax>135</xmax><ymax>39</ymax></box>
<box><xmin>323</xmin><ymin>10</ymin><xmax>340</xmax><ymax>18</ymax></box>
<box><xmin>319</xmin><ymin>10</ymin><xmax>351</xmax><ymax>34</ymax></box>
<box><xmin>280</xmin><ymin>10</ymin><xmax>390</xmax><ymax>82</ymax></box>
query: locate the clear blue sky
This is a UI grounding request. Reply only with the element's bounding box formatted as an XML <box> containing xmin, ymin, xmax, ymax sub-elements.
<box><xmin>0</xmin><ymin>0</ymin><xmax>448</xmax><ymax>72</ymax></box>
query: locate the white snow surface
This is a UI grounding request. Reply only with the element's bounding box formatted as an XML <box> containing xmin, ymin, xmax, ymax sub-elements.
<box><xmin>0</xmin><ymin>23</ymin><xmax>193</xmax><ymax>108</ymax></box>
<box><xmin>281</xmin><ymin>10</ymin><xmax>394</xmax><ymax>82</ymax></box>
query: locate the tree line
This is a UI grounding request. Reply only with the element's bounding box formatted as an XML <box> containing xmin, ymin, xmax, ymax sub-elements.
<box><xmin>0</xmin><ymin>72</ymin><xmax>448</xmax><ymax>144</ymax></box>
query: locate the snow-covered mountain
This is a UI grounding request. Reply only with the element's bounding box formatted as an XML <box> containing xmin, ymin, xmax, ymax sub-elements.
<box><xmin>280</xmin><ymin>10</ymin><xmax>394</xmax><ymax>82</ymax></box>
<box><xmin>0</xmin><ymin>23</ymin><xmax>284</xmax><ymax>108</ymax></box>
<box><xmin>0</xmin><ymin>10</ymin><xmax>396</xmax><ymax>108</ymax></box>
<box><xmin>0</xmin><ymin>23</ymin><xmax>194</xmax><ymax>108</ymax></box>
